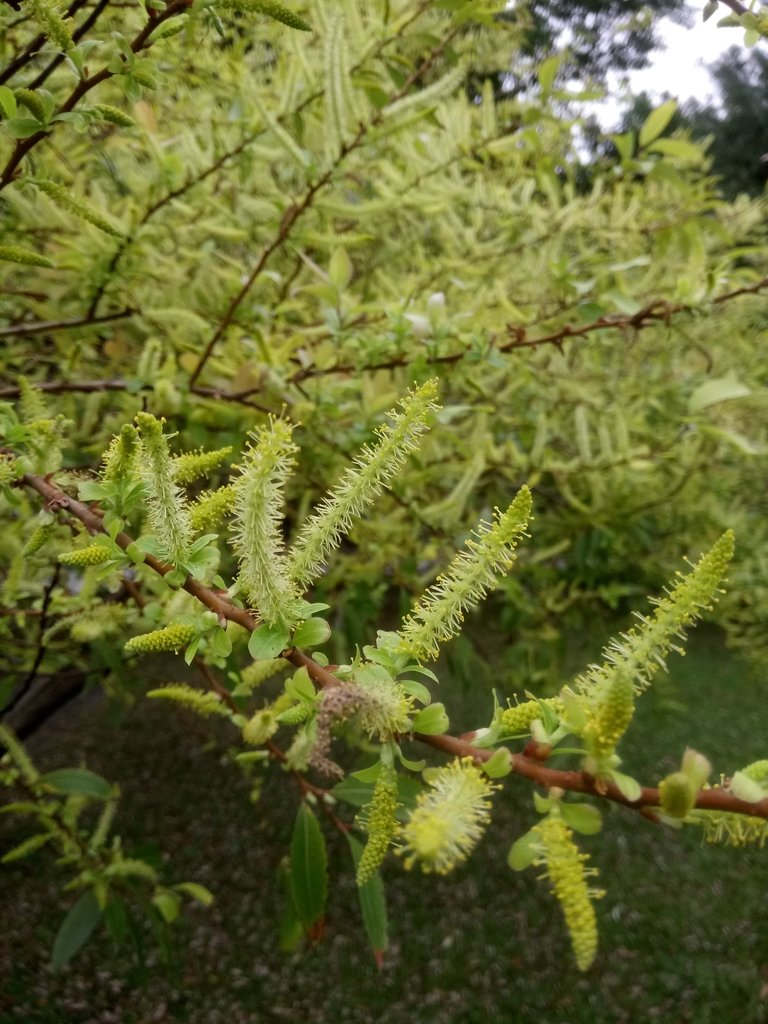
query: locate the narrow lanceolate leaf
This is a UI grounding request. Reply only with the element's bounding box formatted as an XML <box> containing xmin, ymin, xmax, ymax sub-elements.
<box><xmin>232</xmin><ymin>418</ymin><xmax>298</xmax><ymax>627</ymax></box>
<box><xmin>51</xmin><ymin>890</ymin><xmax>102</xmax><ymax>972</ymax></box>
<box><xmin>347</xmin><ymin>834</ymin><xmax>388</xmax><ymax>963</ymax></box>
<box><xmin>290</xmin><ymin>802</ymin><xmax>328</xmax><ymax>930</ymax></box>
<box><xmin>398</xmin><ymin>486</ymin><xmax>532</xmax><ymax>662</ymax></box>
<box><xmin>33</xmin><ymin>180</ymin><xmax>123</xmax><ymax>238</ymax></box>
<box><xmin>287</xmin><ymin>381</ymin><xmax>439</xmax><ymax>590</ymax></box>
<box><xmin>41</xmin><ymin>768</ymin><xmax>113</xmax><ymax>800</ymax></box>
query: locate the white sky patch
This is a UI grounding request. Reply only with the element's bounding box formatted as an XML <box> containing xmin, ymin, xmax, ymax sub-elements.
<box><xmin>595</xmin><ymin>13</ymin><xmax>743</xmax><ymax>128</ymax></box>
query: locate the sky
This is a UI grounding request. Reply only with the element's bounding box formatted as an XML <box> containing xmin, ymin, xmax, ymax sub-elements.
<box><xmin>597</xmin><ymin>11</ymin><xmax>743</xmax><ymax>127</ymax></box>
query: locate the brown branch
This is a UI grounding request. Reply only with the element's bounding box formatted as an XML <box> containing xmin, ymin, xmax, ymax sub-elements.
<box><xmin>15</xmin><ymin>468</ymin><xmax>768</xmax><ymax>824</ymax></box>
<box><xmin>0</xmin><ymin>308</ymin><xmax>134</xmax><ymax>340</ymax></box>
<box><xmin>283</xmin><ymin>275</ymin><xmax>768</xmax><ymax>384</ymax></box>
<box><xmin>416</xmin><ymin>732</ymin><xmax>768</xmax><ymax>822</ymax></box>
<box><xmin>0</xmin><ymin>375</ymin><xmax>278</xmax><ymax>413</ymax></box>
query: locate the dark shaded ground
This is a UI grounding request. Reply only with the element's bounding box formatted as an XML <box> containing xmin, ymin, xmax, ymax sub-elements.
<box><xmin>1</xmin><ymin>631</ymin><xmax>767</xmax><ymax>1024</ymax></box>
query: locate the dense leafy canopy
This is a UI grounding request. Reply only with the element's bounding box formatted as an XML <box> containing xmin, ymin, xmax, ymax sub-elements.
<box><xmin>1</xmin><ymin>0</ymin><xmax>767</xmax><ymax>981</ymax></box>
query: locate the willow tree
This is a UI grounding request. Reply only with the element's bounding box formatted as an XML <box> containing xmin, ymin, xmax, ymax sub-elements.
<box><xmin>1</xmin><ymin>0</ymin><xmax>767</xmax><ymax>974</ymax></box>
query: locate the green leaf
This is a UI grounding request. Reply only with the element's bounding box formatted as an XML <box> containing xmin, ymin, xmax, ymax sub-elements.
<box><xmin>399</xmin><ymin>678</ymin><xmax>432</xmax><ymax>705</ymax></box>
<box><xmin>5</xmin><ymin>117</ymin><xmax>45</xmax><ymax>139</ymax></box>
<box><xmin>103</xmin><ymin>897</ymin><xmax>128</xmax><ymax>943</ymax></box>
<box><xmin>481</xmin><ymin>747</ymin><xmax>512</xmax><ymax>778</ymax></box>
<box><xmin>507</xmin><ymin>828</ymin><xmax>539</xmax><ymax>871</ymax></box>
<box><xmin>329</xmin><ymin>247</ymin><xmax>352</xmax><ymax>290</ymax></box>
<box><xmin>285</xmin><ymin>666</ymin><xmax>316</xmax><ymax>702</ymax></box>
<box><xmin>152</xmin><ymin>890</ymin><xmax>181</xmax><ymax>924</ymax></box>
<box><xmin>51</xmin><ymin>890</ymin><xmax>102</xmax><ymax>971</ymax></box>
<box><xmin>174</xmin><ymin>881</ymin><xmax>215</xmax><ymax>906</ymax></box>
<box><xmin>347</xmin><ymin>835</ymin><xmax>388</xmax><ymax>960</ymax></box>
<box><xmin>210</xmin><ymin>628</ymin><xmax>232</xmax><ymax>658</ymax></box>
<box><xmin>352</xmin><ymin>761</ymin><xmax>383</xmax><ymax>783</ymax></box>
<box><xmin>610</xmin><ymin>770</ymin><xmax>642</xmax><ymax>803</ymax></box>
<box><xmin>290</xmin><ymin>802</ymin><xmax>328</xmax><ymax>929</ymax></box>
<box><xmin>0</xmin><ymin>85</ymin><xmax>17</xmax><ymax>118</ymax></box>
<box><xmin>560</xmin><ymin>802</ymin><xmax>602</xmax><ymax>835</ymax></box>
<box><xmin>648</xmin><ymin>138</ymin><xmax>704</xmax><ymax>163</ymax></box>
<box><xmin>42</xmin><ymin>768</ymin><xmax>113</xmax><ymax>800</ymax></box>
<box><xmin>638</xmin><ymin>100</ymin><xmax>677</xmax><ymax>148</ymax></box>
<box><xmin>689</xmin><ymin>372</ymin><xmax>751</xmax><ymax>413</ymax></box>
<box><xmin>248</xmin><ymin>623</ymin><xmax>290</xmax><ymax>660</ymax></box>
<box><xmin>411</xmin><ymin>702</ymin><xmax>449</xmax><ymax>735</ymax></box>
<box><xmin>292</xmin><ymin>617</ymin><xmax>331</xmax><ymax>649</ymax></box>
<box><xmin>537</xmin><ymin>54</ymin><xmax>561</xmax><ymax>93</ymax></box>
<box><xmin>331</xmin><ymin>776</ymin><xmax>374</xmax><ymax>807</ymax></box>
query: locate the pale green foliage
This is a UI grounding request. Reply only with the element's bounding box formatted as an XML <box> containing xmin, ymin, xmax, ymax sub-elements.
<box><xmin>398</xmin><ymin>486</ymin><xmax>532</xmax><ymax>661</ymax></box>
<box><xmin>231</xmin><ymin>418</ymin><xmax>298</xmax><ymax>626</ymax></box>
<box><xmin>33</xmin><ymin>180</ymin><xmax>122</xmax><ymax>237</ymax></box>
<box><xmin>287</xmin><ymin>381</ymin><xmax>439</xmax><ymax>589</ymax></box>
<box><xmin>135</xmin><ymin>413</ymin><xmax>193</xmax><ymax>567</ymax></box>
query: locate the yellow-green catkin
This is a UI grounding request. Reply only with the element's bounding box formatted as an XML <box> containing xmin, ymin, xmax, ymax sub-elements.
<box><xmin>0</xmin><ymin>245</ymin><xmax>54</xmax><ymax>268</ymax></box>
<box><xmin>91</xmin><ymin>104</ymin><xmax>135</xmax><ymax>128</ymax></box>
<box><xmin>23</xmin><ymin>0</ymin><xmax>74</xmax><ymax>52</ymax></box>
<box><xmin>14</xmin><ymin>88</ymin><xmax>48</xmax><ymax>122</ymax></box>
<box><xmin>659</xmin><ymin>771</ymin><xmax>695</xmax><ymax>819</ymax></box>
<box><xmin>34</xmin><ymin>180</ymin><xmax>123</xmax><ymax>237</ymax></box>
<box><xmin>287</xmin><ymin>381</ymin><xmax>439</xmax><ymax>590</ymax></box>
<box><xmin>102</xmin><ymin>424</ymin><xmax>140</xmax><ymax>482</ymax></box>
<box><xmin>501</xmin><ymin>696</ymin><xmax>563</xmax><ymax>734</ymax></box>
<box><xmin>238</xmin><ymin>657</ymin><xmax>288</xmax><ymax>690</ymax></box>
<box><xmin>398</xmin><ymin>486</ymin><xmax>532</xmax><ymax>662</ymax></box>
<box><xmin>18</xmin><ymin>377</ymin><xmax>48</xmax><ymax>424</ymax></box>
<box><xmin>190</xmin><ymin>485</ymin><xmax>236</xmax><ymax>532</ymax></box>
<box><xmin>0</xmin><ymin>454</ymin><xmax>20</xmax><ymax>487</ymax></box>
<box><xmin>146</xmin><ymin>685</ymin><xmax>230</xmax><ymax>718</ymax></box>
<box><xmin>135</xmin><ymin>413</ymin><xmax>192</xmax><ymax>567</ymax></box>
<box><xmin>0</xmin><ymin>724</ymin><xmax>40</xmax><ymax>784</ymax></box>
<box><xmin>398</xmin><ymin>758</ymin><xmax>497</xmax><ymax>874</ymax></box>
<box><xmin>2</xmin><ymin>552</ymin><xmax>25</xmax><ymax>603</ymax></box>
<box><xmin>356</xmin><ymin>764</ymin><xmax>400</xmax><ymax>886</ymax></box>
<box><xmin>124</xmin><ymin>623</ymin><xmax>197</xmax><ymax>655</ymax></box>
<box><xmin>23</xmin><ymin>523</ymin><xmax>54</xmax><ymax>556</ymax></box>
<box><xmin>583</xmin><ymin>667</ymin><xmax>635</xmax><ymax>760</ymax></box>
<box><xmin>242</xmin><ymin>707</ymin><xmax>279</xmax><ymax>745</ymax></box>
<box><xmin>534</xmin><ymin>816</ymin><xmax>602</xmax><ymax>972</ymax></box>
<box><xmin>59</xmin><ymin>544</ymin><xmax>112</xmax><ymax>567</ymax></box>
<box><xmin>173</xmin><ymin>447</ymin><xmax>232</xmax><ymax>486</ymax></box>
<box><xmin>231</xmin><ymin>418</ymin><xmax>298</xmax><ymax>626</ymax></box>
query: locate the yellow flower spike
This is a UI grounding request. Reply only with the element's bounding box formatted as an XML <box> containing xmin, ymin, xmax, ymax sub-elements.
<box><xmin>501</xmin><ymin>696</ymin><xmax>563</xmax><ymax>735</ymax></box>
<box><xmin>356</xmin><ymin>764</ymin><xmax>401</xmax><ymax>886</ymax></box>
<box><xmin>534</xmin><ymin>816</ymin><xmax>603</xmax><ymax>972</ymax></box>
<box><xmin>124</xmin><ymin>623</ymin><xmax>197</xmax><ymax>655</ymax></box>
<box><xmin>398</xmin><ymin>758</ymin><xmax>497</xmax><ymax>875</ymax></box>
<box><xmin>583</xmin><ymin>667</ymin><xmax>635</xmax><ymax>760</ymax></box>
<box><xmin>59</xmin><ymin>544</ymin><xmax>113</xmax><ymax>567</ymax></box>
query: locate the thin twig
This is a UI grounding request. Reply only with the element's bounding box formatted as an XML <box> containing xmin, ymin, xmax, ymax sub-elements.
<box><xmin>16</xmin><ymin>467</ymin><xmax>768</xmax><ymax>824</ymax></box>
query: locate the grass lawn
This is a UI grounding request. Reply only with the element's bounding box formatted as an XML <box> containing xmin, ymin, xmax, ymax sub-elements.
<box><xmin>1</xmin><ymin>629</ymin><xmax>766</xmax><ymax>1024</ymax></box>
